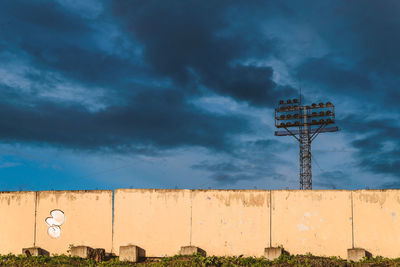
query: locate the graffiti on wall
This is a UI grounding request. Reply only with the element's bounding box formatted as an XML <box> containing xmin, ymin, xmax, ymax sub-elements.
<box><xmin>45</xmin><ymin>210</ymin><xmax>65</xmax><ymax>238</ymax></box>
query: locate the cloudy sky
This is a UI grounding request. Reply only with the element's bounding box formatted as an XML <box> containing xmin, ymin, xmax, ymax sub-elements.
<box><xmin>0</xmin><ymin>0</ymin><xmax>399</xmax><ymax>191</ymax></box>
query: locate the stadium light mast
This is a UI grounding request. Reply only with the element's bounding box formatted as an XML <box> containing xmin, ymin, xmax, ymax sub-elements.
<box><xmin>274</xmin><ymin>99</ymin><xmax>338</xmax><ymax>189</ymax></box>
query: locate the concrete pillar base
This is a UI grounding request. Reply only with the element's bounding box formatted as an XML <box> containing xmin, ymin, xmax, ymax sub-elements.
<box><xmin>70</xmin><ymin>246</ymin><xmax>94</xmax><ymax>258</ymax></box>
<box><xmin>264</xmin><ymin>247</ymin><xmax>283</xmax><ymax>261</ymax></box>
<box><xmin>180</xmin><ymin>246</ymin><xmax>206</xmax><ymax>256</ymax></box>
<box><xmin>119</xmin><ymin>245</ymin><xmax>145</xmax><ymax>262</ymax></box>
<box><xmin>347</xmin><ymin>248</ymin><xmax>370</xmax><ymax>261</ymax></box>
<box><xmin>22</xmin><ymin>247</ymin><xmax>49</xmax><ymax>257</ymax></box>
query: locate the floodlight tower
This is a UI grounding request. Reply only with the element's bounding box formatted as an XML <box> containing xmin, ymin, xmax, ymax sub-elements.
<box><xmin>274</xmin><ymin>99</ymin><xmax>338</xmax><ymax>189</ymax></box>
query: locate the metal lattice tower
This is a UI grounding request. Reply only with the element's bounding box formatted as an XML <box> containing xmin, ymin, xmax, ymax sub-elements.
<box><xmin>274</xmin><ymin>99</ymin><xmax>338</xmax><ymax>189</ymax></box>
<box><xmin>299</xmin><ymin>107</ymin><xmax>312</xmax><ymax>189</ymax></box>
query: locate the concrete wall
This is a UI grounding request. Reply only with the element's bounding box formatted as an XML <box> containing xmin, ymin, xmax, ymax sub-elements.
<box><xmin>0</xmin><ymin>191</ymin><xmax>36</xmax><ymax>255</ymax></box>
<box><xmin>272</xmin><ymin>190</ymin><xmax>352</xmax><ymax>259</ymax></box>
<box><xmin>191</xmin><ymin>190</ymin><xmax>270</xmax><ymax>257</ymax></box>
<box><xmin>35</xmin><ymin>190</ymin><xmax>113</xmax><ymax>255</ymax></box>
<box><xmin>353</xmin><ymin>190</ymin><xmax>400</xmax><ymax>258</ymax></box>
<box><xmin>113</xmin><ymin>189</ymin><xmax>191</xmax><ymax>257</ymax></box>
<box><xmin>2</xmin><ymin>189</ymin><xmax>400</xmax><ymax>258</ymax></box>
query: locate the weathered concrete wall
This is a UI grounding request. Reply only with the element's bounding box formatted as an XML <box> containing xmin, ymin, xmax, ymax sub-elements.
<box><xmin>3</xmin><ymin>189</ymin><xmax>400</xmax><ymax>258</ymax></box>
<box><xmin>113</xmin><ymin>189</ymin><xmax>191</xmax><ymax>257</ymax></box>
<box><xmin>191</xmin><ymin>190</ymin><xmax>270</xmax><ymax>257</ymax></box>
<box><xmin>271</xmin><ymin>190</ymin><xmax>352</xmax><ymax>259</ymax></box>
<box><xmin>35</xmin><ymin>190</ymin><xmax>113</xmax><ymax>255</ymax></box>
<box><xmin>353</xmin><ymin>190</ymin><xmax>400</xmax><ymax>258</ymax></box>
<box><xmin>0</xmin><ymin>191</ymin><xmax>36</xmax><ymax>255</ymax></box>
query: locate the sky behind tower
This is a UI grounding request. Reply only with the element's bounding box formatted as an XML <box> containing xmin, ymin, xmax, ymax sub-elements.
<box><xmin>0</xmin><ymin>0</ymin><xmax>399</xmax><ymax>191</ymax></box>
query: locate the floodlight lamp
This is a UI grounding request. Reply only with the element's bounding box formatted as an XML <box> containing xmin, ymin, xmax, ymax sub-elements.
<box><xmin>274</xmin><ymin>96</ymin><xmax>338</xmax><ymax>190</ymax></box>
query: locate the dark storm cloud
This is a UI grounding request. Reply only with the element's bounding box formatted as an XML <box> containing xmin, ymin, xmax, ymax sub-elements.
<box><xmin>0</xmin><ymin>0</ymin><xmax>89</xmax><ymax>35</ymax></box>
<box><xmin>340</xmin><ymin>115</ymin><xmax>400</xmax><ymax>185</ymax></box>
<box><xmin>298</xmin><ymin>57</ymin><xmax>373</xmax><ymax>95</ymax></box>
<box><xmin>192</xmin><ymin>139</ymin><xmax>291</xmax><ymax>185</ymax></box>
<box><xmin>0</xmin><ymin>89</ymin><xmax>248</xmax><ymax>151</ymax></box>
<box><xmin>290</xmin><ymin>1</ymin><xmax>400</xmax><ymax>110</ymax></box>
<box><xmin>285</xmin><ymin>1</ymin><xmax>400</xmax><ymax>74</ymax></box>
<box><xmin>111</xmin><ymin>0</ymin><xmax>296</xmax><ymax>106</ymax></box>
<box><xmin>0</xmin><ymin>0</ymin><xmax>296</xmax><ymax>155</ymax></box>
<box><xmin>192</xmin><ymin>162</ymin><xmax>242</xmax><ymax>173</ymax></box>
<box><xmin>0</xmin><ymin>0</ymin><xmax>146</xmax><ymax>90</ymax></box>
<box><xmin>23</xmin><ymin>46</ymin><xmax>139</xmax><ymax>88</ymax></box>
<box><xmin>0</xmin><ymin>0</ymin><xmax>256</xmax><ymax>153</ymax></box>
<box><xmin>328</xmin><ymin>1</ymin><xmax>400</xmax><ymax>75</ymax></box>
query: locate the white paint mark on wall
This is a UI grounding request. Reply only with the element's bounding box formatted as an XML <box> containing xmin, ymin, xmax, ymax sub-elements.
<box><xmin>297</xmin><ymin>223</ymin><xmax>309</xmax><ymax>231</ymax></box>
<box><xmin>45</xmin><ymin>210</ymin><xmax>65</xmax><ymax>238</ymax></box>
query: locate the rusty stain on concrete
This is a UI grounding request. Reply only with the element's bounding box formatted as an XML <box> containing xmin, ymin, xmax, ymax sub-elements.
<box><xmin>311</xmin><ymin>193</ymin><xmax>323</xmax><ymax>201</ymax></box>
<box><xmin>0</xmin><ymin>193</ymin><xmax>24</xmax><ymax>206</ymax></box>
<box><xmin>199</xmin><ymin>190</ymin><xmax>267</xmax><ymax>207</ymax></box>
<box><xmin>357</xmin><ymin>191</ymin><xmax>387</xmax><ymax>206</ymax></box>
<box><xmin>118</xmin><ymin>188</ymin><xmax>188</xmax><ymax>202</ymax></box>
<box><xmin>37</xmin><ymin>190</ymin><xmax>111</xmax><ymax>205</ymax></box>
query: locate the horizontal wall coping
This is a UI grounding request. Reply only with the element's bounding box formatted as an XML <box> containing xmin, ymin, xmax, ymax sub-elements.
<box><xmin>115</xmin><ymin>189</ymin><xmax>395</xmax><ymax>193</ymax></box>
<box><xmin>0</xmin><ymin>190</ymin><xmax>113</xmax><ymax>194</ymax></box>
<box><xmin>1</xmin><ymin>189</ymin><xmax>399</xmax><ymax>194</ymax></box>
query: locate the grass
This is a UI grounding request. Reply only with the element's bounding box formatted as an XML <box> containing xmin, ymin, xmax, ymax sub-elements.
<box><xmin>1</xmin><ymin>253</ymin><xmax>400</xmax><ymax>266</ymax></box>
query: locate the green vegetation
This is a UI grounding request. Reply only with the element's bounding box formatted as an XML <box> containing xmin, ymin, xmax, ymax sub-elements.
<box><xmin>1</xmin><ymin>253</ymin><xmax>400</xmax><ymax>266</ymax></box>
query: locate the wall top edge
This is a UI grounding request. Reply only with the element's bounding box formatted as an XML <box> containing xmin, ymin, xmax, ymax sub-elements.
<box><xmin>0</xmin><ymin>189</ymin><xmax>113</xmax><ymax>194</ymax></box>
<box><xmin>115</xmin><ymin>188</ymin><xmax>270</xmax><ymax>192</ymax></box>
<box><xmin>1</xmin><ymin>188</ymin><xmax>399</xmax><ymax>194</ymax></box>
<box><xmin>114</xmin><ymin>188</ymin><xmax>400</xmax><ymax>192</ymax></box>
<box><xmin>0</xmin><ymin>190</ymin><xmax>37</xmax><ymax>194</ymax></box>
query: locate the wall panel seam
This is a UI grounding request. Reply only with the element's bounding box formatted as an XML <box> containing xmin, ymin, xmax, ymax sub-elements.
<box><xmin>190</xmin><ymin>190</ymin><xmax>193</xmax><ymax>246</ymax></box>
<box><xmin>33</xmin><ymin>191</ymin><xmax>38</xmax><ymax>247</ymax></box>
<box><xmin>351</xmin><ymin>191</ymin><xmax>354</xmax><ymax>248</ymax></box>
<box><xmin>269</xmin><ymin>190</ymin><xmax>272</xmax><ymax>247</ymax></box>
